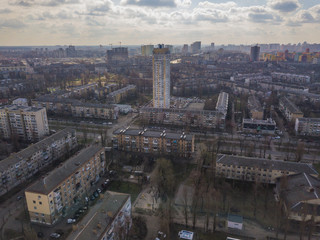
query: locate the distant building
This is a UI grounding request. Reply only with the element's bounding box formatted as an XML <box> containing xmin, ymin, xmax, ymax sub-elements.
<box><xmin>107</xmin><ymin>47</ymin><xmax>128</xmax><ymax>63</ymax></box>
<box><xmin>107</xmin><ymin>85</ymin><xmax>136</xmax><ymax>103</ymax></box>
<box><xmin>250</xmin><ymin>45</ymin><xmax>260</xmax><ymax>61</ymax></box>
<box><xmin>0</xmin><ymin>105</ymin><xmax>49</xmax><ymax>141</ymax></box>
<box><xmin>295</xmin><ymin>118</ymin><xmax>320</xmax><ymax>136</ymax></box>
<box><xmin>210</xmin><ymin>42</ymin><xmax>215</xmax><ymax>51</ymax></box>
<box><xmin>271</xmin><ymin>72</ymin><xmax>310</xmax><ymax>84</ymax></box>
<box><xmin>279</xmin><ymin>97</ymin><xmax>303</xmax><ymax>122</ymax></box>
<box><xmin>25</xmin><ymin>145</ymin><xmax>106</xmax><ymax>225</ymax></box>
<box><xmin>247</xmin><ymin>95</ymin><xmax>263</xmax><ymax>120</ymax></box>
<box><xmin>242</xmin><ymin>118</ymin><xmax>276</xmax><ymax>134</ymax></box>
<box><xmin>216</xmin><ymin>154</ymin><xmax>318</xmax><ymax>184</ymax></box>
<box><xmin>113</xmin><ymin>128</ymin><xmax>195</xmax><ymax>158</ymax></box>
<box><xmin>191</xmin><ymin>41</ymin><xmax>201</xmax><ymax>53</ymax></box>
<box><xmin>215</xmin><ymin>92</ymin><xmax>229</xmax><ymax>117</ymax></box>
<box><xmin>153</xmin><ymin>45</ymin><xmax>170</xmax><ymax>108</ymax></box>
<box><xmin>66</xmin><ymin>192</ymin><xmax>131</xmax><ymax>240</ymax></box>
<box><xmin>0</xmin><ymin>128</ymin><xmax>77</xmax><ymax>197</ymax></box>
<box><xmin>182</xmin><ymin>44</ymin><xmax>188</xmax><ymax>54</ymax></box>
<box><xmin>12</xmin><ymin>98</ymin><xmax>28</xmax><ymax>106</ymax></box>
<box><xmin>141</xmin><ymin>45</ymin><xmax>154</xmax><ymax>56</ymax></box>
<box><xmin>66</xmin><ymin>45</ymin><xmax>76</xmax><ymax>57</ymax></box>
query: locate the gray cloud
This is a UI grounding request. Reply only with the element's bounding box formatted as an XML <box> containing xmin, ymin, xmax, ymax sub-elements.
<box><xmin>123</xmin><ymin>0</ymin><xmax>176</xmax><ymax>8</ymax></box>
<box><xmin>9</xmin><ymin>0</ymin><xmax>34</xmax><ymax>7</ymax></box>
<box><xmin>0</xmin><ymin>8</ymin><xmax>12</xmax><ymax>13</ymax></box>
<box><xmin>0</xmin><ymin>19</ymin><xmax>26</xmax><ymax>28</ymax></box>
<box><xmin>269</xmin><ymin>0</ymin><xmax>300</xmax><ymax>12</ymax></box>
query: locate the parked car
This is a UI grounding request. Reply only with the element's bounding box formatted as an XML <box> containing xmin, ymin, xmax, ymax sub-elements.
<box><xmin>50</xmin><ymin>233</ymin><xmax>60</xmax><ymax>239</ymax></box>
<box><xmin>97</xmin><ymin>188</ymin><xmax>102</xmax><ymax>193</ymax></box>
<box><xmin>16</xmin><ymin>195</ymin><xmax>23</xmax><ymax>201</ymax></box>
<box><xmin>67</xmin><ymin>218</ymin><xmax>76</xmax><ymax>224</ymax></box>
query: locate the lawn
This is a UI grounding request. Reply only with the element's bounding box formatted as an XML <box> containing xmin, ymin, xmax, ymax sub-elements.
<box><xmin>108</xmin><ymin>181</ymin><xmax>141</xmax><ymax>202</ymax></box>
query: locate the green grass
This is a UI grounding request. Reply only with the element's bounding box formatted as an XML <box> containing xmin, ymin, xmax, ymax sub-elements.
<box><xmin>108</xmin><ymin>181</ymin><xmax>141</xmax><ymax>202</ymax></box>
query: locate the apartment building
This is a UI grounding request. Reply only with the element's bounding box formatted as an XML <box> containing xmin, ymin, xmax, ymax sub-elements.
<box><xmin>139</xmin><ymin>107</ymin><xmax>225</xmax><ymax>129</ymax></box>
<box><xmin>242</xmin><ymin>118</ymin><xmax>276</xmax><ymax>134</ymax></box>
<box><xmin>295</xmin><ymin>118</ymin><xmax>320</xmax><ymax>136</ymax></box>
<box><xmin>67</xmin><ymin>192</ymin><xmax>131</xmax><ymax>240</ymax></box>
<box><xmin>0</xmin><ymin>105</ymin><xmax>49</xmax><ymax>141</ymax></box>
<box><xmin>216</xmin><ymin>92</ymin><xmax>229</xmax><ymax>117</ymax></box>
<box><xmin>113</xmin><ymin>128</ymin><xmax>195</xmax><ymax>157</ymax></box>
<box><xmin>216</xmin><ymin>155</ymin><xmax>318</xmax><ymax>184</ymax></box>
<box><xmin>0</xmin><ymin>128</ymin><xmax>77</xmax><ymax>196</ymax></box>
<box><xmin>25</xmin><ymin>145</ymin><xmax>106</xmax><ymax>225</ymax></box>
<box><xmin>279</xmin><ymin>97</ymin><xmax>304</xmax><ymax>122</ymax></box>
<box><xmin>247</xmin><ymin>95</ymin><xmax>264</xmax><ymax>120</ymax></box>
<box><xmin>107</xmin><ymin>85</ymin><xmax>136</xmax><ymax>103</ymax></box>
<box><xmin>33</xmin><ymin>97</ymin><xmax>118</xmax><ymax>120</ymax></box>
<box><xmin>68</xmin><ymin>83</ymin><xmax>98</xmax><ymax>96</ymax></box>
<box><xmin>271</xmin><ymin>72</ymin><xmax>310</xmax><ymax>84</ymax></box>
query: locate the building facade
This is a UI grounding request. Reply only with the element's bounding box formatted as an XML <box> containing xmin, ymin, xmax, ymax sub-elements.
<box><xmin>279</xmin><ymin>97</ymin><xmax>304</xmax><ymax>122</ymax></box>
<box><xmin>216</xmin><ymin>154</ymin><xmax>318</xmax><ymax>184</ymax></box>
<box><xmin>242</xmin><ymin>118</ymin><xmax>276</xmax><ymax>134</ymax></box>
<box><xmin>0</xmin><ymin>105</ymin><xmax>49</xmax><ymax>141</ymax></box>
<box><xmin>247</xmin><ymin>95</ymin><xmax>264</xmax><ymax>120</ymax></box>
<box><xmin>141</xmin><ymin>45</ymin><xmax>154</xmax><ymax>57</ymax></box>
<box><xmin>113</xmin><ymin>128</ymin><xmax>194</xmax><ymax>157</ymax></box>
<box><xmin>295</xmin><ymin>118</ymin><xmax>320</xmax><ymax>136</ymax></box>
<box><xmin>25</xmin><ymin>145</ymin><xmax>106</xmax><ymax>225</ymax></box>
<box><xmin>67</xmin><ymin>192</ymin><xmax>131</xmax><ymax>240</ymax></box>
<box><xmin>0</xmin><ymin>128</ymin><xmax>77</xmax><ymax>196</ymax></box>
<box><xmin>250</xmin><ymin>45</ymin><xmax>260</xmax><ymax>61</ymax></box>
<box><xmin>107</xmin><ymin>85</ymin><xmax>136</xmax><ymax>103</ymax></box>
<box><xmin>153</xmin><ymin>46</ymin><xmax>170</xmax><ymax>108</ymax></box>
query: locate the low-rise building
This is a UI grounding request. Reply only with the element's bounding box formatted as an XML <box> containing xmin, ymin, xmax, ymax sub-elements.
<box><xmin>0</xmin><ymin>105</ymin><xmax>49</xmax><ymax>141</ymax></box>
<box><xmin>113</xmin><ymin>128</ymin><xmax>194</xmax><ymax>157</ymax></box>
<box><xmin>0</xmin><ymin>128</ymin><xmax>77</xmax><ymax>196</ymax></box>
<box><xmin>67</xmin><ymin>192</ymin><xmax>131</xmax><ymax>240</ymax></box>
<box><xmin>247</xmin><ymin>95</ymin><xmax>263</xmax><ymax>120</ymax></box>
<box><xmin>275</xmin><ymin>173</ymin><xmax>320</xmax><ymax>223</ymax></box>
<box><xmin>295</xmin><ymin>118</ymin><xmax>320</xmax><ymax>136</ymax></box>
<box><xmin>216</xmin><ymin>155</ymin><xmax>318</xmax><ymax>184</ymax></box>
<box><xmin>271</xmin><ymin>72</ymin><xmax>310</xmax><ymax>84</ymax></box>
<box><xmin>216</xmin><ymin>92</ymin><xmax>229</xmax><ymax>117</ymax></box>
<box><xmin>242</xmin><ymin>118</ymin><xmax>276</xmax><ymax>134</ymax></box>
<box><xmin>12</xmin><ymin>98</ymin><xmax>28</xmax><ymax>106</ymax></box>
<box><xmin>279</xmin><ymin>97</ymin><xmax>304</xmax><ymax>122</ymax></box>
<box><xmin>25</xmin><ymin>145</ymin><xmax>106</xmax><ymax>225</ymax></box>
<box><xmin>107</xmin><ymin>85</ymin><xmax>136</xmax><ymax>103</ymax></box>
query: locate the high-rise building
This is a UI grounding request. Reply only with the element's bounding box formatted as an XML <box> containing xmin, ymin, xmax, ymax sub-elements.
<box><xmin>210</xmin><ymin>42</ymin><xmax>215</xmax><ymax>51</ymax></box>
<box><xmin>141</xmin><ymin>45</ymin><xmax>154</xmax><ymax>56</ymax></box>
<box><xmin>106</xmin><ymin>47</ymin><xmax>128</xmax><ymax>63</ymax></box>
<box><xmin>250</xmin><ymin>45</ymin><xmax>260</xmax><ymax>61</ymax></box>
<box><xmin>191</xmin><ymin>41</ymin><xmax>201</xmax><ymax>53</ymax></box>
<box><xmin>153</xmin><ymin>45</ymin><xmax>170</xmax><ymax>108</ymax></box>
<box><xmin>182</xmin><ymin>44</ymin><xmax>188</xmax><ymax>54</ymax></box>
<box><xmin>0</xmin><ymin>105</ymin><xmax>49</xmax><ymax>141</ymax></box>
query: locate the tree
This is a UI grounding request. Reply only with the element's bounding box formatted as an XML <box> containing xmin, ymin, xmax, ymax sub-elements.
<box><xmin>295</xmin><ymin>142</ymin><xmax>305</xmax><ymax>162</ymax></box>
<box><xmin>154</xmin><ymin>158</ymin><xmax>175</xmax><ymax>199</ymax></box>
<box><xmin>182</xmin><ymin>186</ymin><xmax>189</xmax><ymax>228</ymax></box>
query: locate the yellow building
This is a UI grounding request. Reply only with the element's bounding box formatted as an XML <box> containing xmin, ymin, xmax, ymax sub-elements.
<box><xmin>113</xmin><ymin>128</ymin><xmax>194</xmax><ymax>158</ymax></box>
<box><xmin>25</xmin><ymin>145</ymin><xmax>106</xmax><ymax>225</ymax></box>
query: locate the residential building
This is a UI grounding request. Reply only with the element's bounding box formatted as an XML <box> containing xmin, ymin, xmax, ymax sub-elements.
<box><xmin>247</xmin><ymin>95</ymin><xmax>263</xmax><ymax>120</ymax></box>
<box><xmin>107</xmin><ymin>85</ymin><xmax>136</xmax><ymax>103</ymax></box>
<box><xmin>139</xmin><ymin>107</ymin><xmax>226</xmax><ymax>129</ymax></box>
<box><xmin>0</xmin><ymin>128</ymin><xmax>77</xmax><ymax>196</ymax></box>
<box><xmin>216</xmin><ymin>154</ymin><xmax>318</xmax><ymax>184</ymax></box>
<box><xmin>250</xmin><ymin>45</ymin><xmax>260</xmax><ymax>61</ymax></box>
<box><xmin>216</xmin><ymin>92</ymin><xmax>229</xmax><ymax>117</ymax></box>
<box><xmin>67</xmin><ymin>192</ymin><xmax>131</xmax><ymax>240</ymax></box>
<box><xmin>141</xmin><ymin>45</ymin><xmax>154</xmax><ymax>57</ymax></box>
<box><xmin>0</xmin><ymin>105</ymin><xmax>49</xmax><ymax>141</ymax></box>
<box><xmin>25</xmin><ymin>145</ymin><xmax>106</xmax><ymax>225</ymax></box>
<box><xmin>279</xmin><ymin>97</ymin><xmax>304</xmax><ymax>122</ymax></box>
<box><xmin>242</xmin><ymin>118</ymin><xmax>276</xmax><ymax>134</ymax></box>
<box><xmin>12</xmin><ymin>98</ymin><xmax>28</xmax><ymax>106</ymax></box>
<box><xmin>191</xmin><ymin>41</ymin><xmax>201</xmax><ymax>53</ymax></box>
<box><xmin>113</xmin><ymin>128</ymin><xmax>194</xmax><ymax>157</ymax></box>
<box><xmin>153</xmin><ymin>45</ymin><xmax>170</xmax><ymax>108</ymax></box>
<box><xmin>275</xmin><ymin>173</ymin><xmax>320</xmax><ymax>222</ymax></box>
<box><xmin>107</xmin><ymin>47</ymin><xmax>128</xmax><ymax>63</ymax></box>
<box><xmin>295</xmin><ymin>118</ymin><xmax>320</xmax><ymax>136</ymax></box>
<box><xmin>271</xmin><ymin>72</ymin><xmax>310</xmax><ymax>84</ymax></box>
<box><xmin>67</xmin><ymin>83</ymin><xmax>98</xmax><ymax>96</ymax></box>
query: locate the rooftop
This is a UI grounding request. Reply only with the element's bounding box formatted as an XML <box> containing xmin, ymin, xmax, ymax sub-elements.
<box><xmin>0</xmin><ymin>128</ymin><xmax>75</xmax><ymax>172</ymax></box>
<box><xmin>114</xmin><ymin>128</ymin><xmax>194</xmax><ymax>141</ymax></box>
<box><xmin>280</xmin><ymin>97</ymin><xmax>303</xmax><ymax>114</ymax></box>
<box><xmin>227</xmin><ymin>214</ymin><xmax>243</xmax><ymax>224</ymax></box>
<box><xmin>0</xmin><ymin>104</ymin><xmax>44</xmax><ymax>112</ymax></box>
<box><xmin>217</xmin><ymin>154</ymin><xmax>318</xmax><ymax>176</ymax></box>
<box><xmin>297</xmin><ymin>118</ymin><xmax>320</xmax><ymax>123</ymax></box>
<box><xmin>26</xmin><ymin>145</ymin><xmax>103</xmax><ymax>195</ymax></box>
<box><xmin>67</xmin><ymin>191</ymin><xmax>130</xmax><ymax>240</ymax></box>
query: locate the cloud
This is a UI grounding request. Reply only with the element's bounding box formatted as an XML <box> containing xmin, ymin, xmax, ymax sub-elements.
<box><xmin>122</xmin><ymin>0</ymin><xmax>176</xmax><ymax>8</ymax></box>
<box><xmin>9</xmin><ymin>0</ymin><xmax>34</xmax><ymax>7</ymax></box>
<box><xmin>0</xmin><ymin>19</ymin><xmax>26</xmax><ymax>28</ymax></box>
<box><xmin>268</xmin><ymin>0</ymin><xmax>300</xmax><ymax>12</ymax></box>
<box><xmin>286</xmin><ymin>4</ymin><xmax>320</xmax><ymax>26</ymax></box>
<box><xmin>9</xmin><ymin>0</ymin><xmax>79</xmax><ymax>7</ymax></box>
<box><xmin>0</xmin><ymin>8</ymin><xmax>12</xmax><ymax>14</ymax></box>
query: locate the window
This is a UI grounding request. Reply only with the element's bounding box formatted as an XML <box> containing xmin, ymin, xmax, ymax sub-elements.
<box><xmin>34</xmin><ymin>206</ymin><xmax>37</xmax><ymax>210</ymax></box>
<box><xmin>38</xmin><ymin>195</ymin><xmax>41</xmax><ymax>199</ymax></box>
<box><xmin>33</xmin><ymin>200</ymin><xmax>36</xmax><ymax>204</ymax></box>
<box><xmin>39</xmin><ymin>201</ymin><xmax>42</xmax><ymax>205</ymax></box>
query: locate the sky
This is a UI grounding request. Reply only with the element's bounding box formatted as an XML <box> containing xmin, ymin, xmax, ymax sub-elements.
<box><xmin>0</xmin><ymin>0</ymin><xmax>320</xmax><ymax>46</ymax></box>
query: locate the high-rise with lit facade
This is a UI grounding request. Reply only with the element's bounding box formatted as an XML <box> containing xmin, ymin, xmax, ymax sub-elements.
<box><xmin>153</xmin><ymin>45</ymin><xmax>170</xmax><ymax>108</ymax></box>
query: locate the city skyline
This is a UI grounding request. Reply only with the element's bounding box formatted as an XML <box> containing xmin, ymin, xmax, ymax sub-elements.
<box><xmin>0</xmin><ymin>0</ymin><xmax>320</xmax><ymax>46</ymax></box>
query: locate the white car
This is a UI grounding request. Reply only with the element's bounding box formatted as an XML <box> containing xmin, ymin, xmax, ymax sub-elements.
<box><xmin>67</xmin><ymin>219</ymin><xmax>76</xmax><ymax>224</ymax></box>
<box><xmin>50</xmin><ymin>233</ymin><xmax>61</xmax><ymax>238</ymax></box>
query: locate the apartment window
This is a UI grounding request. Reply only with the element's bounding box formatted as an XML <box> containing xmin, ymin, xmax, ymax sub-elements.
<box><xmin>38</xmin><ymin>195</ymin><xmax>41</xmax><ymax>199</ymax></box>
<box><xmin>34</xmin><ymin>206</ymin><xmax>37</xmax><ymax>210</ymax></box>
<box><xmin>39</xmin><ymin>201</ymin><xmax>42</xmax><ymax>205</ymax></box>
<box><xmin>33</xmin><ymin>200</ymin><xmax>36</xmax><ymax>204</ymax></box>
<box><xmin>41</xmin><ymin>214</ymin><xmax>44</xmax><ymax>217</ymax></box>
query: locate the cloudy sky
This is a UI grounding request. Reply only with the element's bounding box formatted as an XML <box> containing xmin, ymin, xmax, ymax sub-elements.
<box><xmin>0</xmin><ymin>0</ymin><xmax>319</xmax><ymax>46</ymax></box>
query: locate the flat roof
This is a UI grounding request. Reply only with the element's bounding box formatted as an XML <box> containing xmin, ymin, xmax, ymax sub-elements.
<box><xmin>0</xmin><ymin>104</ymin><xmax>44</xmax><ymax>112</ymax></box>
<box><xmin>280</xmin><ymin>97</ymin><xmax>302</xmax><ymax>114</ymax></box>
<box><xmin>114</xmin><ymin>128</ymin><xmax>194</xmax><ymax>141</ymax></box>
<box><xmin>26</xmin><ymin>145</ymin><xmax>104</xmax><ymax>195</ymax></box>
<box><xmin>227</xmin><ymin>214</ymin><xmax>243</xmax><ymax>223</ymax></box>
<box><xmin>0</xmin><ymin>128</ymin><xmax>75</xmax><ymax>172</ymax></box>
<box><xmin>67</xmin><ymin>191</ymin><xmax>130</xmax><ymax>240</ymax></box>
<box><xmin>243</xmin><ymin>118</ymin><xmax>276</xmax><ymax>125</ymax></box>
<box><xmin>217</xmin><ymin>154</ymin><xmax>318</xmax><ymax>175</ymax></box>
